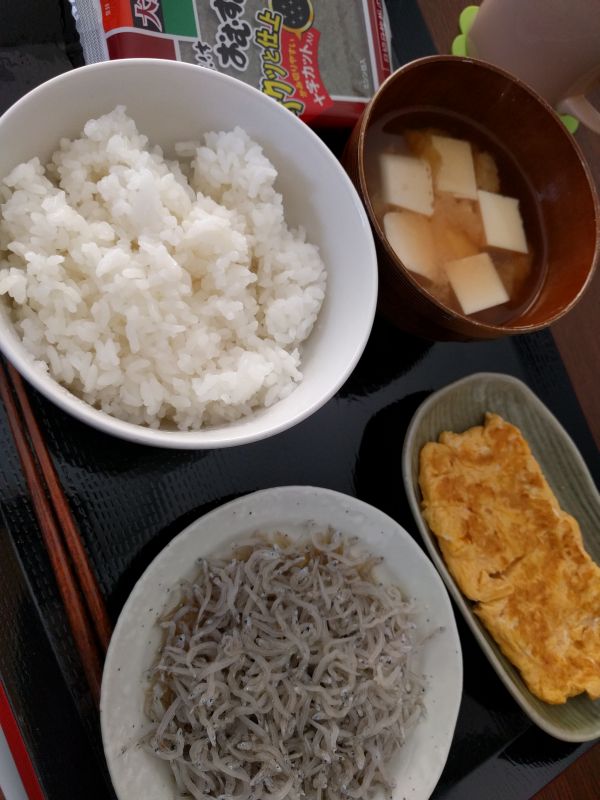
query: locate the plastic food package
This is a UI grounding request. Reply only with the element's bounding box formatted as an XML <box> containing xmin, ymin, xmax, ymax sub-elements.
<box><xmin>69</xmin><ymin>0</ymin><xmax>392</xmax><ymax>126</ymax></box>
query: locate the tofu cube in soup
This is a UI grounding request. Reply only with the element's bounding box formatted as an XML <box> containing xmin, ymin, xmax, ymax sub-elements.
<box><xmin>383</xmin><ymin>211</ymin><xmax>438</xmax><ymax>280</ymax></box>
<box><xmin>379</xmin><ymin>153</ymin><xmax>434</xmax><ymax>216</ymax></box>
<box><xmin>431</xmin><ymin>135</ymin><xmax>478</xmax><ymax>200</ymax></box>
<box><xmin>478</xmin><ymin>190</ymin><xmax>529</xmax><ymax>253</ymax></box>
<box><xmin>445</xmin><ymin>252</ymin><xmax>509</xmax><ymax>315</ymax></box>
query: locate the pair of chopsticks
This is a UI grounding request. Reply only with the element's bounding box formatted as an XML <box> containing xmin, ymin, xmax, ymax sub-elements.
<box><xmin>0</xmin><ymin>359</ymin><xmax>112</xmax><ymax>705</ymax></box>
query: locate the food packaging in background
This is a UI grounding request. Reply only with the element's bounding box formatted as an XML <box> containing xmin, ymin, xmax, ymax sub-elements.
<box><xmin>69</xmin><ymin>0</ymin><xmax>392</xmax><ymax>126</ymax></box>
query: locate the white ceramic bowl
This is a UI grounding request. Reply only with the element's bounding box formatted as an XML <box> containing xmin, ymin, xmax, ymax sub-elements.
<box><xmin>101</xmin><ymin>486</ymin><xmax>463</xmax><ymax>800</ymax></box>
<box><xmin>0</xmin><ymin>60</ymin><xmax>377</xmax><ymax>448</ymax></box>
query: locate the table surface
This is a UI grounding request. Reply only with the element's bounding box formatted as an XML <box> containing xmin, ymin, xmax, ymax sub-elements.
<box><xmin>418</xmin><ymin>3</ymin><xmax>600</xmax><ymax>797</ymax></box>
<box><xmin>0</xmin><ymin>2</ymin><xmax>599</xmax><ymax>800</ymax></box>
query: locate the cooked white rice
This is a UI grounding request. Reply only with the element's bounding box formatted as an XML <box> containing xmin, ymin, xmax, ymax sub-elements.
<box><xmin>0</xmin><ymin>107</ymin><xmax>326</xmax><ymax>429</ymax></box>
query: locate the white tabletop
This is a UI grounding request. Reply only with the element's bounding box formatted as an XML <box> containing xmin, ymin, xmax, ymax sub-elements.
<box><xmin>0</xmin><ymin>724</ymin><xmax>27</xmax><ymax>800</ymax></box>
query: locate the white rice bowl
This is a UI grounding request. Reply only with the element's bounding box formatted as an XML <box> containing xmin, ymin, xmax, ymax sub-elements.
<box><xmin>0</xmin><ymin>107</ymin><xmax>326</xmax><ymax>430</ymax></box>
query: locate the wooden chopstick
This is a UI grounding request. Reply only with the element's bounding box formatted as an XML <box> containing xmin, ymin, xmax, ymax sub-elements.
<box><xmin>5</xmin><ymin>362</ymin><xmax>112</xmax><ymax>652</ymax></box>
<box><xmin>0</xmin><ymin>360</ymin><xmax>106</xmax><ymax>704</ymax></box>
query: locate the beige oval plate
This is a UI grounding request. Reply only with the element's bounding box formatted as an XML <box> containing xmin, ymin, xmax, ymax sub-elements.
<box><xmin>101</xmin><ymin>486</ymin><xmax>462</xmax><ymax>800</ymax></box>
<box><xmin>402</xmin><ymin>372</ymin><xmax>600</xmax><ymax>742</ymax></box>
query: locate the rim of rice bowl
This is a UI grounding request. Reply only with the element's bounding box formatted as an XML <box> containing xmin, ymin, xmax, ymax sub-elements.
<box><xmin>0</xmin><ymin>60</ymin><xmax>377</xmax><ymax>448</ymax></box>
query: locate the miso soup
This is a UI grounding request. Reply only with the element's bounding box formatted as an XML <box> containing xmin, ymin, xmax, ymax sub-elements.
<box><xmin>365</xmin><ymin>110</ymin><xmax>546</xmax><ymax>326</ymax></box>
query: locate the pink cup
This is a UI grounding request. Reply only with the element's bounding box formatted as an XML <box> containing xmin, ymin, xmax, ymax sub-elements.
<box><xmin>467</xmin><ymin>0</ymin><xmax>600</xmax><ymax>133</ymax></box>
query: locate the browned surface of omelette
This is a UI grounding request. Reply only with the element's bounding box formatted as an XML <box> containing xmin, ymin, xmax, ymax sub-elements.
<box><xmin>419</xmin><ymin>412</ymin><xmax>600</xmax><ymax>704</ymax></box>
